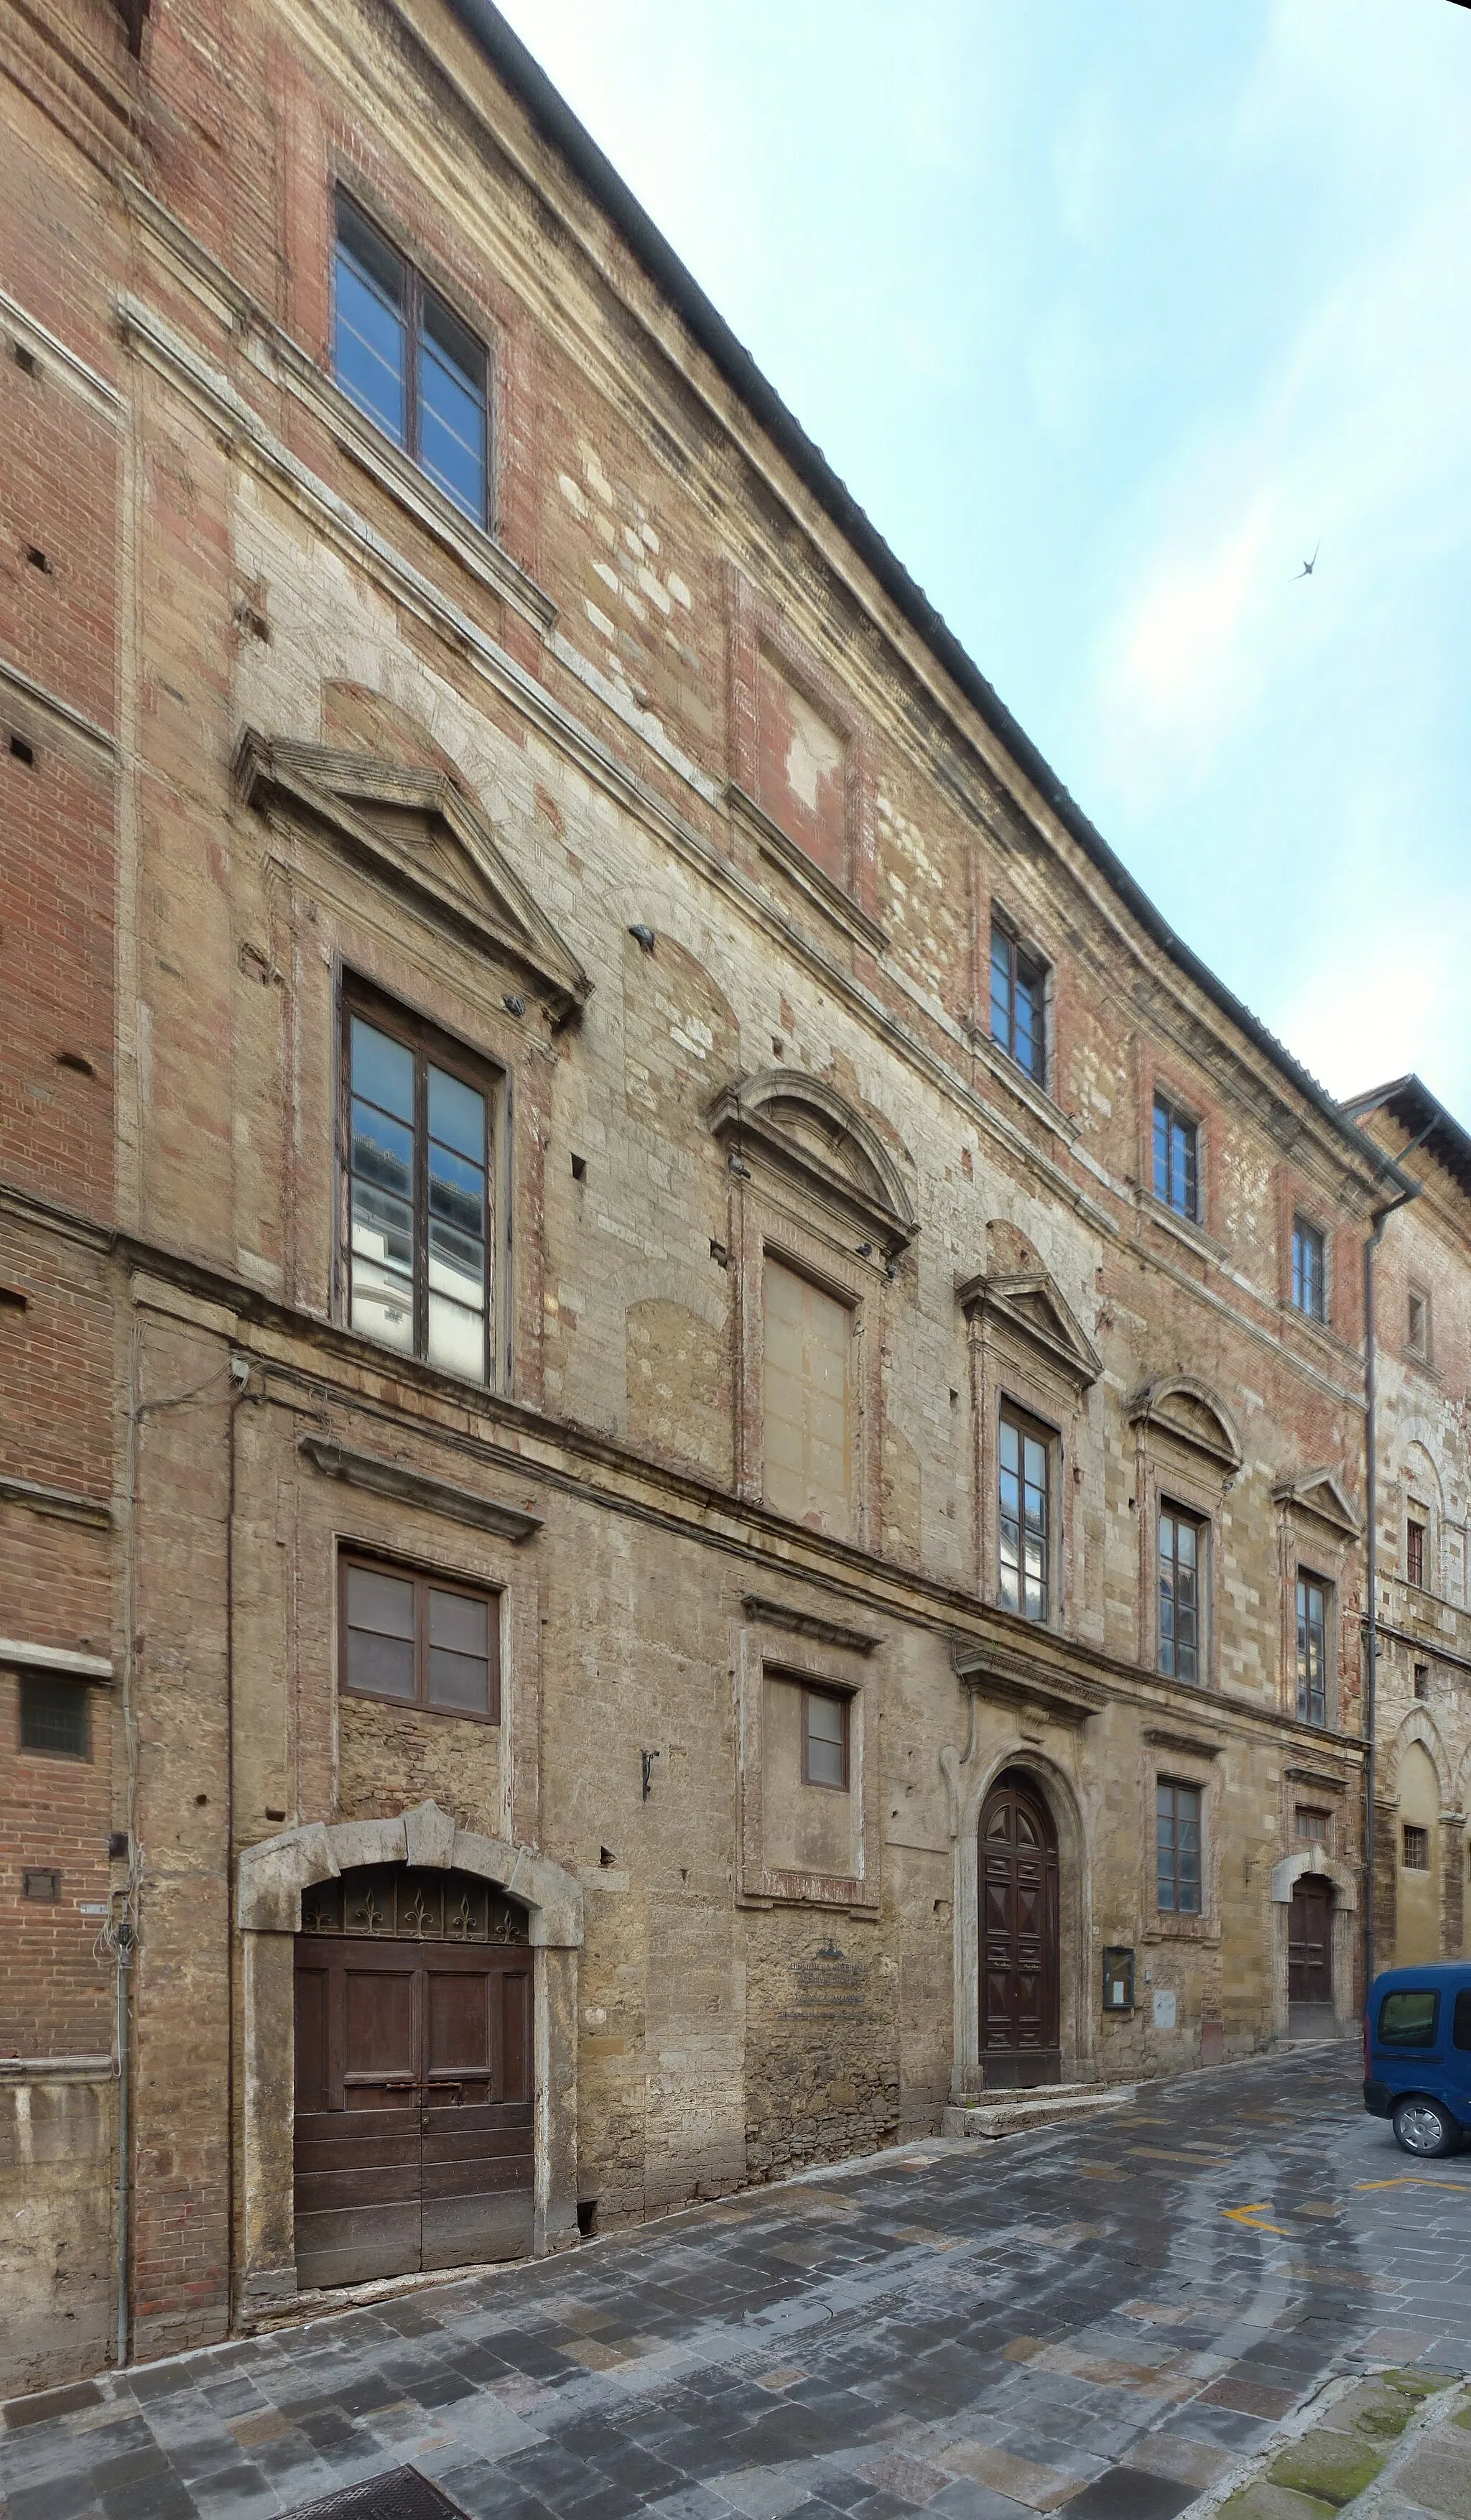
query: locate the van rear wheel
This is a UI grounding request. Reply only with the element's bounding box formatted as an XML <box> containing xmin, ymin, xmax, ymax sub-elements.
<box><xmin>1392</xmin><ymin>2097</ymin><xmax>1460</xmax><ymax>2157</ymax></box>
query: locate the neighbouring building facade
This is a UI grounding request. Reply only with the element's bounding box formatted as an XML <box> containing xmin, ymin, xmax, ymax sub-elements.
<box><xmin>1</xmin><ymin>0</ymin><xmax>1457</xmax><ymax>2401</ymax></box>
<box><xmin>1342</xmin><ymin>1083</ymin><xmax>1471</xmax><ymax>1975</ymax></box>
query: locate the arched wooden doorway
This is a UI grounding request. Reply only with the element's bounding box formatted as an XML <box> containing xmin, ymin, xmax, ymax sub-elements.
<box><xmin>1287</xmin><ymin>1873</ymin><xmax>1335</xmax><ymax>2039</ymax></box>
<box><xmin>979</xmin><ymin>1769</ymin><xmax>1060</xmax><ymax>2087</ymax></box>
<box><xmin>293</xmin><ymin>1863</ymin><xmax>534</xmax><ymax>2290</ymax></box>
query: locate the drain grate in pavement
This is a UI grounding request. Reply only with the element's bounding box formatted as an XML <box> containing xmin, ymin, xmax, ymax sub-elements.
<box><xmin>287</xmin><ymin>2471</ymin><xmax>463</xmax><ymax>2520</ymax></box>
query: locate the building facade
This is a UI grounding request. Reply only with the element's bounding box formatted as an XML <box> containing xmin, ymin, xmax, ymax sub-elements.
<box><xmin>0</xmin><ymin>0</ymin><xmax>1431</xmax><ymax>2395</ymax></box>
<box><xmin>1344</xmin><ymin>1084</ymin><xmax>1471</xmax><ymax>1976</ymax></box>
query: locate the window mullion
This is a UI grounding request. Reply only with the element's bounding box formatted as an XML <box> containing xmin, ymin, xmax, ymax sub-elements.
<box><xmin>414</xmin><ymin>1046</ymin><xmax>429</xmax><ymax>1360</ymax></box>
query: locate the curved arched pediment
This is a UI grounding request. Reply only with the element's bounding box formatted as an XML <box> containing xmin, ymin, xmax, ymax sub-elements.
<box><xmin>707</xmin><ymin>1069</ymin><xmax>916</xmax><ymax>1256</ymax></box>
<box><xmin>236</xmin><ymin>1799</ymin><xmax>583</xmax><ymax>1947</ymax></box>
<box><xmin>1269</xmin><ymin>1850</ymin><xmax>1357</xmax><ymax>1910</ymax></box>
<box><xmin>1128</xmin><ymin>1376</ymin><xmax>1243</xmax><ymax>1473</ymax></box>
<box><xmin>1381</xmin><ymin>1707</ymin><xmax>1453</xmax><ymax>1805</ymax></box>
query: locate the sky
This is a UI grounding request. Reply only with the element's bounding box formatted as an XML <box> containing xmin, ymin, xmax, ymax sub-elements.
<box><xmin>493</xmin><ymin>0</ymin><xmax>1471</xmax><ymax>1122</ymax></box>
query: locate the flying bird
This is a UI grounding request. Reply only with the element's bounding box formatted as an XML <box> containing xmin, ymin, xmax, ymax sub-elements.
<box><xmin>1294</xmin><ymin>543</ymin><xmax>1320</xmax><ymax>580</ymax></box>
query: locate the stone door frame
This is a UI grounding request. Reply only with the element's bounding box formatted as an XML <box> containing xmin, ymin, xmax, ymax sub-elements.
<box><xmin>1268</xmin><ymin>1848</ymin><xmax>1357</xmax><ymax>2039</ymax></box>
<box><xmin>235</xmin><ymin>1799</ymin><xmax>583</xmax><ymax>2318</ymax></box>
<box><xmin>945</xmin><ymin>1743</ymin><xmax>1090</xmax><ymax>2099</ymax></box>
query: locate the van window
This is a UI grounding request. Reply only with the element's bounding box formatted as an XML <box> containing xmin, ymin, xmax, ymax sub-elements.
<box><xmin>1454</xmin><ymin>1991</ymin><xmax>1471</xmax><ymax>2052</ymax></box>
<box><xmin>1378</xmin><ymin>1988</ymin><xmax>1439</xmax><ymax>2048</ymax></box>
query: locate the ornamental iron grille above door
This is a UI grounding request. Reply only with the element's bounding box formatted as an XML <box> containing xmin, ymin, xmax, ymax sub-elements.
<box><xmin>300</xmin><ymin>1864</ymin><xmax>528</xmax><ymax>1943</ymax></box>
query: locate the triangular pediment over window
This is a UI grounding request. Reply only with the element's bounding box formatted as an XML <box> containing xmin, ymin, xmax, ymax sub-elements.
<box><xmin>1128</xmin><ymin>1376</ymin><xmax>1243</xmax><ymax>1472</ymax></box>
<box><xmin>234</xmin><ymin>733</ymin><xmax>591</xmax><ymax>1025</ymax></box>
<box><xmin>956</xmin><ymin>1270</ymin><xmax>1101</xmax><ymax>1388</ymax></box>
<box><xmin>707</xmin><ymin>1070</ymin><xmax>916</xmax><ymax>1256</ymax></box>
<box><xmin>1271</xmin><ymin>1467</ymin><xmax>1363</xmax><ymax>1538</ymax></box>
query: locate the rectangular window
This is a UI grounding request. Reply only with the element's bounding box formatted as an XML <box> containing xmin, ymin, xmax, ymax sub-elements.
<box><xmin>334</xmin><ymin>195</ymin><xmax>489</xmax><ymax>526</ymax></box>
<box><xmin>988</xmin><ymin>924</ymin><xmax>1047</xmax><ymax>1086</ymax></box>
<box><xmin>1156</xmin><ymin>1781</ymin><xmax>1202</xmax><ymax>1914</ymax></box>
<box><xmin>22</xmin><ymin>1868</ymin><xmax>61</xmax><ymax>1901</ymax></box>
<box><xmin>1291</xmin><ymin>1218</ymin><xmax>1325</xmax><ymax>1320</ymax></box>
<box><xmin>19</xmin><ymin>1674</ymin><xmax>90</xmax><ymax>1759</ymax></box>
<box><xmin>802</xmin><ymin>1687</ymin><xmax>850</xmax><ymax>1790</ymax></box>
<box><xmin>1407</xmin><ymin>1519</ymin><xmax>1426</xmax><ymax>1590</ymax></box>
<box><xmin>340</xmin><ymin>1556</ymin><xmax>499</xmax><ymax>1720</ymax></box>
<box><xmin>1294</xmin><ymin>1806</ymin><xmax>1330</xmax><ymax>1846</ymax></box>
<box><xmin>762</xmin><ymin>1257</ymin><xmax>851</xmax><ymax>1536</ymax></box>
<box><xmin>1152</xmin><ymin>1094</ymin><xmax>1199</xmax><ymax>1220</ymax></box>
<box><xmin>1296</xmin><ymin>1572</ymin><xmax>1329</xmax><ymax>1727</ymax></box>
<box><xmin>1378</xmin><ymin>1987</ymin><xmax>1437</xmax><ymax>2048</ymax></box>
<box><xmin>1407</xmin><ymin>1287</ymin><xmax>1429</xmax><ymax>1357</ymax></box>
<box><xmin>345</xmin><ymin>994</ymin><xmax>493</xmax><ymax>1383</ymax></box>
<box><xmin>1415</xmin><ymin>1663</ymin><xmax>1430</xmax><ymax>1703</ymax></box>
<box><xmin>1158</xmin><ymin>1505</ymin><xmax>1204</xmax><ymax>1684</ymax></box>
<box><xmin>998</xmin><ymin>1409</ymin><xmax>1050</xmax><ymax>1622</ymax></box>
<box><xmin>1403</xmin><ymin>1823</ymin><xmax>1429</xmax><ymax>1871</ymax></box>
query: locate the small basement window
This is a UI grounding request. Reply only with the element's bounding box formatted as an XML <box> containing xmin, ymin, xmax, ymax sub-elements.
<box><xmin>19</xmin><ymin>1674</ymin><xmax>91</xmax><ymax>1759</ymax></box>
<box><xmin>1403</xmin><ymin>1824</ymin><xmax>1429</xmax><ymax>1872</ymax></box>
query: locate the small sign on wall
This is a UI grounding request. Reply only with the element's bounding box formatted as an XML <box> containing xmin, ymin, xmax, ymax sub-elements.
<box><xmin>1153</xmin><ymin>1988</ymin><xmax>1177</xmax><ymax>2031</ymax></box>
<box><xmin>1101</xmin><ymin>1947</ymin><xmax>1134</xmax><ymax>2012</ymax></box>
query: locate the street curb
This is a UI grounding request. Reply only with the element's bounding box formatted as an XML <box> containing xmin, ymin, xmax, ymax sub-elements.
<box><xmin>1177</xmin><ymin>2363</ymin><xmax>1471</xmax><ymax>2517</ymax></box>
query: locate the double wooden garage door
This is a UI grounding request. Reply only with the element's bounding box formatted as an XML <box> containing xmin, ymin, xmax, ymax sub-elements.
<box><xmin>294</xmin><ymin>1936</ymin><xmax>534</xmax><ymax>2290</ymax></box>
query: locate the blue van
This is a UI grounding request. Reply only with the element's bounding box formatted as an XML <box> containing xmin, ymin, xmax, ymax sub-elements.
<box><xmin>1364</xmin><ymin>1963</ymin><xmax>1471</xmax><ymax>2155</ymax></box>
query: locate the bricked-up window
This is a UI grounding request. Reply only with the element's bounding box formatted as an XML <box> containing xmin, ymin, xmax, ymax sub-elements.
<box><xmin>1153</xmin><ymin>1095</ymin><xmax>1199</xmax><ymax>1221</ymax></box>
<box><xmin>999</xmin><ymin>1409</ymin><xmax>1050</xmax><ymax>1622</ymax></box>
<box><xmin>1403</xmin><ymin>1824</ymin><xmax>1430</xmax><ymax>1872</ymax></box>
<box><xmin>1291</xmin><ymin>1218</ymin><xmax>1326</xmax><ymax>1320</ymax></box>
<box><xmin>1158</xmin><ymin>1504</ymin><xmax>1204</xmax><ymax>1684</ymax></box>
<box><xmin>344</xmin><ymin>993</ymin><xmax>493</xmax><ymax>1383</ymax></box>
<box><xmin>762</xmin><ymin>1257</ymin><xmax>851</xmax><ymax>1536</ymax></box>
<box><xmin>1407</xmin><ymin>1518</ymin><xmax>1426</xmax><ymax>1590</ymax></box>
<box><xmin>1156</xmin><ymin>1781</ymin><xmax>1202</xmax><ymax>1913</ymax></box>
<box><xmin>1295</xmin><ymin>1806</ymin><xmax>1330</xmax><ymax>1847</ymax></box>
<box><xmin>339</xmin><ymin>1556</ymin><xmax>499</xmax><ymax>1721</ymax></box>
<box><xmin>19</xmin><ymin>1673</ymin><xmax>90</xmax><ymax>1759</ymax></box>
<box><xmin>333</xmin><ymin>196</ymin><xmax>488</xmax><ymax>527</ymax></box>
<box><xmin>802</xmin><ymin>1687</ymin><xmax>850</xmax><ymax>1790</ymax></box>
<box><xmin>1296</xmin><ymin>1573</ymin><xmax>1330</xmax><ymax>1727</ymax></box>
<box><xmin>989</xmin><ymin>923</ymin><xmax>1046</xmax><ymax>1086</ymax></box>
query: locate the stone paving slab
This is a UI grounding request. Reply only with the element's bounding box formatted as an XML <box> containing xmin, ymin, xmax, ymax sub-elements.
<box><xmin>6</xmin><ymin>2047</ymin><xmax>1471</xmax><ymax>2520</ymax></box>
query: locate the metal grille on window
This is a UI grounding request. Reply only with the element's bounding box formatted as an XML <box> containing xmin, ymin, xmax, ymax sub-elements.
<box><xmin>1403</xmin><ymin>1825</ymin><xmax>1429</xmax><ymax>1873</ymax></box>
<box><xmin>300</xmin><ymin>1866</ymin><xmax>528</xmax><ymax>1942</ymax></box>
<box><xmin>19</xmin><ymin>1674</ymin><xmax>89</xmax><ymax>1758</ymax></box>
<box><xmin>1156</xmin><ymin>1782</ymin><xmax>1202</xmax><ymax>1913</ymax></box>
<box><xmin>1158</xmin><ymin>1507</ymin><xmax>1201</xmax><ymax>1683</ymax></box>
<box><xmin>1296</xmin><ymin>1574</ymin><xmax>1327</xmax><ymax>1726</ymax></box>
<box><xmin>999</xmin><ymin>1414</ymin><xmax>1049</xmax><ymax>1622</ymax></box>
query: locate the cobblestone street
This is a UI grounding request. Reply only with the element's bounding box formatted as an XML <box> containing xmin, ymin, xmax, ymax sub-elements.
<box><xmin>6</xmin><ymin>2045</ymin><xmax>1471</xmax><ymax>2520</ymax></box>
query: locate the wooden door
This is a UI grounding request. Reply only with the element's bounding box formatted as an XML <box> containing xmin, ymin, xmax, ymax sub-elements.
<box><xmin>1288</xmin><ymin>1875</ymin><xmax>1334</xmax><ymax>2006</ymax></box>
<box><xmin>294</xmin><ymin>1935</ymin><xmax>534</xmax><ymax>2290</ymax></box>
<box><xmin>980</xmin><ymin>1771</ymin><xmax>1060</xmax><ymax>2086</ymax></box>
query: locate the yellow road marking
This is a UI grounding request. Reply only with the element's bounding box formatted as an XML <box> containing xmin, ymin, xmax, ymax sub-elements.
<box><xmin>1221</xmin><ymin>2202</ymin><xmax>1291</xmax><ymax>2236</ymax></box>
<box><xmin>1355</xmin><ymin>2176</ymin><xmax>1471</xmax><ymax>2192</ymax></box>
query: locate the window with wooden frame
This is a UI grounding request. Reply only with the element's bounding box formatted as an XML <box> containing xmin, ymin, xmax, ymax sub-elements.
<box><xmin>339</xmin><ymin>1555</ymin><xmax>500</xmax><ymax>1722</ymax></box>
<box><xmin>343</xmin><ymin>987</ymin><xmax>497</xmax><ymax>1384</ymax></box>
<box><xmin>1158</xmin><ymin>1503</ymin><xmax>1205</xmax><ymax>1684</ymax></box>
<box><xmin>1291</xmin><ymin>1217</ymin><xmax>1326</xmax><ymax>1320</ymax></box>
<box><xmin>333</xmin><ymin>195</ymin><xmax>490</xmax><ymax>527</ymax></box>
<box><xmin>988</xmin><ymin>921</ymin><xmax>1047</xmax><ymax>1087</ymax></box>
<box><xmin>1403</xmin><ymin>1823</ymin><xmax>1429</xmax><ymax>1872</ymax></box>
<box><xmin>1296</xmin><ymin>1571</ymin><xmax>1330</xmax><ymax>1727</ymax></box>
<box><xmin>19</xmin><ymin>1673</ymin><xmax>91</xmax><ymax>1759</ymax></box>
<box><xmin>1153</xmin><ymin>1093</ymin><xmax>1199</xmax><ymax>1220</ymax></box>
<box><xmin>998</xmin><ymin>1407</ymin><xmax>1052</xmax><ymax>1622</ymax></box>
<box><xmin>762</xmin><ymin>1256</ymin><xmax>852</xmax><ymax>1536</ymax></box>
<box><xmin>1407</xmin><ymin>1516</ymin><xmax>1427</xmax><ymax>1590</ymax></box>
<box><xmin>1156</xmin><ymin>1780</ymin><xmax>1202</xmax><ymax>1914</ymax></box>
<box><xmin>802</xmin><ymin>1687</ymin><xmax>850</xmax><ymax>1791</ymax></box>
<box><xmin>1294</xmin><ymin>1805</ymin><xmax>1330</xmax><ymax>1848</ymax></box>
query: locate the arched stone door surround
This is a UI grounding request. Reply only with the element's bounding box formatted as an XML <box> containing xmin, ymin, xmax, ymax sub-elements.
<box><xmin>1268</xmin><ymin>1848</ymin><xmax>1357</xmax><ymax>2038</ymax></box>
<box><xmin>236</xmin><ymin>1801</ymin><xmax>583</xmax><ymax>2317</ymax></box>
<box><xmin>942</xmin><ymin>1741</ymin><xmax>1090</xmax><ymax>2100</ymax></box>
